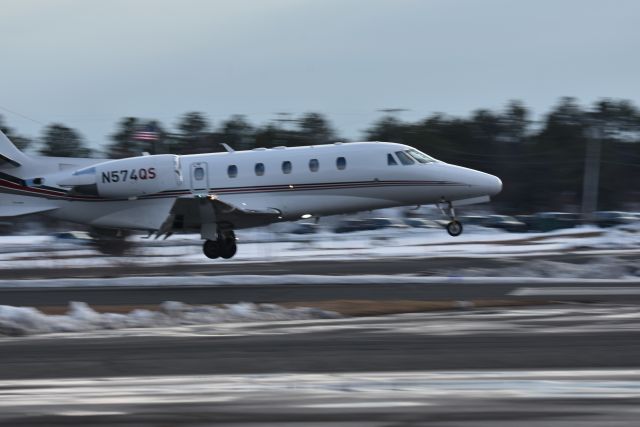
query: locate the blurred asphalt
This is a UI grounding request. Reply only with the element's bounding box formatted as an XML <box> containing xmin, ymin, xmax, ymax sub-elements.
<box><xmin>2</xmin><ymin>255</ymin><xmax>640</xmax><ymax>425</ymax></box>
<box><xmin>2</xmin><ymin>325</ymin><xmax>639</xmax><ymax>380</ymax></box>
<box><xmin>1</xmin><ymin>252</ymin><xmax>637</xmax><ymax>280</ymax></box>
<box><xmin>2</xmin><ymin>309</ymin><xmax>640</xmax><ymax>425</ymax></box>
<box><xmin>1</xmin><ymin>253</ymin><xmax>640</xmax><ymax>307</ymax></box>
<box><xmin>2</xmin><ymin>279</ymin><xmax>640</xmax><ymax>308</ymax></box>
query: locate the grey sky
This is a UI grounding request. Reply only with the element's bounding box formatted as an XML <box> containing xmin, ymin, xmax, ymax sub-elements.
<box><xmin>1</xmin><ymin>0</ymin><xmax>639</xmax><ymax>152</ymax></box>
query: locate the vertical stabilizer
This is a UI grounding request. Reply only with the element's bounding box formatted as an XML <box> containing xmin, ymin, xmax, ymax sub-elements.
<box><xmin>0</xmin><ymin>130</ymin><xmax>30</xmax><ymax>168</ymax></box>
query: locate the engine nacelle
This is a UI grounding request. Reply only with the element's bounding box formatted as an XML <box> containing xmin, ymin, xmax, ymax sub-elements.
<box><xmin>58</xmin><ymin>154</ymin><xmax>183</xmax><ymax>199</ymax></box>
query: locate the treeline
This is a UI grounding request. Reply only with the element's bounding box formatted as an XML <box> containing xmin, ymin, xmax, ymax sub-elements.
<box><xmin>365</xmin><ymin>98</ymin><xmax>640</xmax><ymax>213</ymax></box>
<box><xmin>2</xmin><ymin>97</ymin><xmax>640</xmax><ymax>213</ymax></box>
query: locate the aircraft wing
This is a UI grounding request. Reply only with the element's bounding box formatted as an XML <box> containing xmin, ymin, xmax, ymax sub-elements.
<box><xmin>208</xmin><ymin>196</ymin><xmax>282</xmax><ymax>218</ymax></box>
<box><xmin>0</xmin><ymin>203</ymin><xmax>58</xmax><ymax>217</ymax></box>
<box><xmin>155</xmin><ymin>195</ymin><xmax>282</xmax><ymax>237</ymax></box>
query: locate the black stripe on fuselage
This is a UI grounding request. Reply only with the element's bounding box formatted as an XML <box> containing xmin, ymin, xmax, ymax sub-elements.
<box><xmin>149</xmin><ymin>180</ymin><xmax>465</xmax><ymax>198</ymax></box>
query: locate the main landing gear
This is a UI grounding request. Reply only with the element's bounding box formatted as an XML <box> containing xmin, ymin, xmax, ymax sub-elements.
<box><xmin>203</xmin><ymin>229</ymin><xmax>237</xmax><ymax>259</ymax></box>
<box><xmin>439</xmin><ymin>200</ymin><xmax>463</xmax><ymax>237</ymax></box>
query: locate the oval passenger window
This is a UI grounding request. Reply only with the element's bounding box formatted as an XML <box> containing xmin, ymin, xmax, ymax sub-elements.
<box><xmin>194</xmin><ymin>167</ymin><xmax>205</xmax><ymax>180</ymax></box>
<box><xmin>282</xmin><ymin>161</ymin><xmax>292</xmax><ymax>174</ymax></box>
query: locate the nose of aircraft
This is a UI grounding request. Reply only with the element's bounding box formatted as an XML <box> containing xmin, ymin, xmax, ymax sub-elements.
<box><xmin>477</xmin><ymin>172</ymin><xmax>502</xmax><ymax>196</ymax></box>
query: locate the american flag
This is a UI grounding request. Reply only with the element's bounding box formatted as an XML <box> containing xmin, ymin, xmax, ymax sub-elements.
<box><xmin>133</xmin><ymin>125</ymin><xmax>159</xmax><ymax>141</ymax></box>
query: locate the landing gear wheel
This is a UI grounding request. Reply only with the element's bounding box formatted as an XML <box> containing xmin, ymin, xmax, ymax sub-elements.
<box><xmin>446</xmin><ymin>220</ymin><xmax>463</xmax><ymax>237</ymax></box>
<box><xmin>203</xmin><ymin>240</ymin><xmax>220</xmax><ymax>259</ymax></box>
<box><xmin>218</xmin><ymin>229</ymin><xmax>237</xmax><ymax>259</ymax></box>
<box><xmin>219</xmin><ymin>241</ymin><xmax>237</xmax><ymax>259</ymax></box>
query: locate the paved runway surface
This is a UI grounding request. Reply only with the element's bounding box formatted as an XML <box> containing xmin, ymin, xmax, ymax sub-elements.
<box><xmin>4</xmin><ymin>305</ymin><xmax>640</xmax><ymax>379</ymax></box>
<box><xmin>2</xmin><ymin>254</ymin><xmax>640</xmax><ymax>308</ymax></box>
<box><xmin>2</xmin><ymin>306</ymin><xmax>640</xmax><ymax>425</ymax></box>
<box><xmin>1</xmin><ymin>252</ymin><xmax>637</xmax><ymax>280</ymax></box>
<box><xmin>2</xmin><ymin>278</ymin><xmax>640</xmax><ymax>307</ymax></box>
<box><xmin>2</xmin><ymin>255</ymin><xmax>640</xmax><ymax>425</ymax></box>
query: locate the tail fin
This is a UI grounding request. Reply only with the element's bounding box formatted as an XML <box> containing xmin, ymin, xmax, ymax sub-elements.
<box><xmin>0</xmin><ymin>129</ymin><xmax>30</xmax><ymax>168</ymax></box>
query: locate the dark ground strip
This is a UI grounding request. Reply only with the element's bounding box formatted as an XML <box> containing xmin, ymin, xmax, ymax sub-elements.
<box><xmin>1</xmin><ymin>280</ymin><xmax>639</xmax><ymax>308</ymax></box>
<box><xmin>1</xmin><ymin>252</ymin><xmax>638</xmax><ymax>280</ymax></box>
<box><xmin>1</xmin><ymin>331</ymin><xmax>639</xmax><ymax>380</ymax></box>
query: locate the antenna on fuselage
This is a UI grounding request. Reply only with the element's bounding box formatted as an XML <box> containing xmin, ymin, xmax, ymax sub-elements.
<box><xmin>220</xmin><ymin>143</ymin><xmax>235</xmax><ymax>153</ymax></box>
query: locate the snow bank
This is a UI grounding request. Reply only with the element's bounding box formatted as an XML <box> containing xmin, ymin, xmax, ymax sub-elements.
<box><xmin>0</xmin><ymin>302</ymin><xmax>340</xmax><ymax>337</ymax></box>
<box><xmin>0</xmin><ymin>225</ymin><xmax>620</xmax><ymax>270</ymax></box>
<box><xmin>0</xmin><ymin>223</ymin><xmax>637</xmax><ymax>272</ymax></box>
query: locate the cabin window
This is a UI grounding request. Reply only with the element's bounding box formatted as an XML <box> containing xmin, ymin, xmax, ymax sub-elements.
<box><xmin>309</xmin><ymin>158</ymin><xmax>319</xmax><ymax>172</ymax></box>
<box><xmin>227</xmin><ymin>165</ymin><xmax>238</xmax><ymax>178</ymax></box>
<box><xmin>194</xmin><ymin>167</ymin><xmax>205</xmax><ymax>180</ymax></box>
<box><xmin>387</xmin><ymin>153</ymin><xmax>398</xmax><ymax>166</ymax></box>
<box><xmin>406</xmin><ymin>149</ymin><xmax>436</xmax><ymax>164</ymax></box>
<box><xmin>336</xmin><ymin>157</ymin><xmax>346</xmax><ymax>170</ymax></box>
<box><xmin>395</xmin><ymin>151</ymin><xmax>415</xmax><ymax>165</ymax></box>
<box><xmin>255</xmin><ymin>163</ymin><xmax>265</xmax><ymax>176</ymax></box>
<box><xmin>282</xmin><ymin>161</ymin><xmax>292</xmax><ymax>174</ymax></box>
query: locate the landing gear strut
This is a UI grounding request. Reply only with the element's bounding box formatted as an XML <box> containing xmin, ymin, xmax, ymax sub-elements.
<box><xmin>203</xmin><ymin>229</ymin><xmax>237</xmax><ymax>259</ymax></box>
<box><xmin>439</xmin><ymin>200</ymin><xmax>463</xmax><ymax>237</ymax></box>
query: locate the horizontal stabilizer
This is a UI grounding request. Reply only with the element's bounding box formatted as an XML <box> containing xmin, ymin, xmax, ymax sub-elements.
<box><xmin>0</xmin><ymin>153</ymin><xmax>21</xmax><ymax>168</ymax></box>
<box><xmin>0</xmin><ymin>130</ymin><xmax>30</xmax><ymax>169</ymax></box>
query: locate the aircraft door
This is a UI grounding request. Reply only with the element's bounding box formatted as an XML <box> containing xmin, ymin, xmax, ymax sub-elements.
<box><xmin>190</xmin><ymin>162</ymin><xmax>209</xmax><ymax>196</ymax></box>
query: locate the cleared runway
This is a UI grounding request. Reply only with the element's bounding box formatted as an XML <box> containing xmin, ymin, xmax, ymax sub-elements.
<box><xmin>1</xmin><ymin>251</ymin><xmax>638</xmax><ymax>280</ymax></box>
<box><xmin>2</xmin><ymin>306</ymin><xmax>640</xmax><ymax>425</ymax></box>
<box><xmin>3</xmin><ymin>305</ymin><xmax>640</xmax><ymax>379</ymax></box>
<box><xmin>2</xmin><ymin>253</ymin><xmax>640</xmax><ymax>307</ymax></box>
<box><xmin>2</xmin><ymin>278</ymin><xmax>640</xmax><ymax>308</ymax></box>
<box><xmin>2</xmin><ymin>255</ymin><xmax>640</xmax><ymax>425</ymax></box>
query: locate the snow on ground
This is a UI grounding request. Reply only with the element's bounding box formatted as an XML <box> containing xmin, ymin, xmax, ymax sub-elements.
<box><xmin>4</xmin><ymin>302</ymin><xmax>640</xmax><ymax>339</ymax></box>
<box><xmin>458</xmin><ymin>257</ymin><xmax>640</xmax><ymax>279</ymax></box>
<box><xmin>3</xmin><ymin>370</ymin><xmax>640</xmax><ymax>408</ymax></box>
<box><xmin>0</xmin><ymin>301</ymin><xmax>339</xmax><ymax>337</ymax></box>
<box><xmin>0</xmin><ymin>224</ymin><xmax>638</xmax><ymax>270</ymax></box>
<box><xmin>2</xmin><ymin>274</ymin><xmax>640</xmax><ymax>290</ymax></box>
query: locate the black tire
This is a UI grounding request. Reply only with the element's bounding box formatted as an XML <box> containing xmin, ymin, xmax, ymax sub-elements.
<box><xmin>203</xmin><ymin>240</ymin><xmax>220</xmax><ymax>259</ymax></box>
<box><xmin>446</xmin><ymin>220</ymin><xmax>463</xmax><ymax>237</ymax></box>
<box><xmin>219</xmin><ymin>241</ymin><xmax>237</xmax><ymax>259</ymax></box>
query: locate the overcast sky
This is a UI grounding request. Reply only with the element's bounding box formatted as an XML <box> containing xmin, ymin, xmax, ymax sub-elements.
<box><xmin>1</xmin><ymin>0</ymin><xmax>639</xmax><ymax>151</ymax></box>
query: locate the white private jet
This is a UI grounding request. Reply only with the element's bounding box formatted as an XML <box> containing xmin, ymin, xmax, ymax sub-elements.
<box><xmin>0</xmin><ymin>130</ymin><xmax>501</xmax><ymax>259</ymax></box>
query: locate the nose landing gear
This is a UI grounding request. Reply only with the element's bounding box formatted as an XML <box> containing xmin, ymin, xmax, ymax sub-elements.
<box><xmin>446</xmin><ymin>220</ymin><xmax>463</xmax><ymax>237</ymax></box>
<box><xmin>439</xmin><ymin>200</ymin><xmax>463</xmax><ymax>237</ymax></box>
<box><xmin>203</xmin><ymin>229</ymin><xmax>237</xmax><ymax>259</ymax></box>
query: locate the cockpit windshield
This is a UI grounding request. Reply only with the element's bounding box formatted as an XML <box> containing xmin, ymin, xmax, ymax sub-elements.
<box><xmin>406</xmin><ymin>149</ymin><xmax>437</xmax><ymax>164</ymax></box>
<box><xmin>395</xmin><ymin>151</ymin><xmax>415</xmax><ymax>165</ymax></box>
